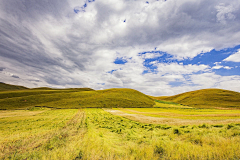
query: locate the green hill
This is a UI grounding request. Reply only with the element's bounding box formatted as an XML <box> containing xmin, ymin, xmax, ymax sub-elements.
<box><xmin>155</xmin><ymin>88</ymin><xmax>240</xmax><ymax>109</ymax></box>
<box><xmin>0</xmin><ymin>88</ymin><xmax>155</xmax><ymax>110</ymax></box>
<box><xmin>0</xmin><ymin>83</ymin><xmax>28</xmax><ymax>91</ymax></box>
<box><xmin>31</xmin><ymin>87</ymin><xmax>94</xmax><ymax>91</ymax></box>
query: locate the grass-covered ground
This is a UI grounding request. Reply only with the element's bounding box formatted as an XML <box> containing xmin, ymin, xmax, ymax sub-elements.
<box><xmin>1</xmin><ymin>83</ymin><xmax>240</xmax><ymax>110</ymax></box>
<box><xmin>155</xmin><ymin>88</ymin><xmax>240</xmax><ymax>109</ymax></box>
<box><xmin>0</xmin><ymin>83</ymin><xmax>27</xmax><ymax>91</ymax></box>
<box><xmin>115</xmin><ymin>107</ymin><xmax>240</xmax><ymax>120</ymax></box>
<box><xmin>0</xmin><ymin>88</ymin><xmax>155</xmax><ymax>110</ymax></box>
<box><xmin>1</xmin><ymin>108</ymin><xmax>240</xmax><ymax>159</ymax></box>
<box><xmin>1</xmin><ymin>83</ymin><xmax>240</xmax><ymax>159</ymax></box>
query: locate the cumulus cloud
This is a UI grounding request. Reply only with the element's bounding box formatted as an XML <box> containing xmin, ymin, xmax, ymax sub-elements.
<box><xmin>0</xmin><ymin>0</ymin><xmax>240</xmax><ymax>95</ymax></box>
<box><xmin>191</xmin><ymin>72</ymin><xmax>240</xmax><ymax>92</ymax></box>
<box><xmin>157</xmin><ymin>63</ymin><xmax>210</xmax><ymax>74</ymax></box>
<box><xmin>216</xmin><ymin>3</ymin><xmax>237</xmax><ymax>24</ymax></box>
<box><xmin>212</xmin><ymin>65</ymin><xmax>223</xmax><ymax>69</ymax></box>
<box><xmin>224</xmin><ymin>49</ymin><xmax>240</xmax><ymax>62</ymax></box>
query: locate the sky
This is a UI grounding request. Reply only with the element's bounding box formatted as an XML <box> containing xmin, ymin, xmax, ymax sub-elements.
<box><xmin>0</xmin><ymin>0</ymin><xmax>240</xmax><ymax>96</ymax></box>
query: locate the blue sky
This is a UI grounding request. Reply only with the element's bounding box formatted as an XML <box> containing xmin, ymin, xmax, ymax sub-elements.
<box><xmin>0</xmin><ymin>0</ymin><xmax>240</xmax><ymax>96</ymax></box>
<box><xmin>136</xmin><ymin>45</ymin><xmax>240</xmax><ymax>76</ymax></box>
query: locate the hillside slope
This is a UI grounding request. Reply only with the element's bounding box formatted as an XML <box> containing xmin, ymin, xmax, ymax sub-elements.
<box><xmin>0</xmin><ymin>88</ymin><xmax>155</xmax><ymax>110</ymax></box>
<box><xmin>156</xmin><ymin>89</ymin><xmax>240</xmax><ymax>109</ymax></box>
<box><xmin>0</xmin><ymin>83</ymin><xmax>28</xmax><ymax>91</ymax></box>
<box><xmin>31</xmin><ymin>87</ymin><xmax>94</xmax><ymax>91</ymax></box>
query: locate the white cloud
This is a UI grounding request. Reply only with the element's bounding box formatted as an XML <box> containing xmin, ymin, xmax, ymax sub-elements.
<box><xmin>223</xmin><ymin>66</ymin><xmax>232</xmax><ymax>69</ymax></box>
<box><xmin>216</xmin><ymin>3</ymin><xmax>237</xmax><ymax>24</ymax></box>
<box><xmin>141</xmin><ymin>52</ymin><xmax>163</xmax><ymax>59</ymax></box>
<box><xmin>190</xmin><ymin>73</ymin><xmax>240</xmax><ymax>92</ymax></box>
<box><xmin>224</xmin><ymin>49</ymin><xmax>240</xmax><ymax>62</ymax></box>
<box><xmin>157</xmin><ymin>63</ymin><xmax>210</xmax><ymax>74</ymax></box>
<box><xmin>212</xmin><ymin>65</ymin><xmax>223</xmax><ymax>69</ymax></box>
<box><xmin>1</xmin><ymin>0</ymin><xmax>240</xmax><ymax>96</ymax></box>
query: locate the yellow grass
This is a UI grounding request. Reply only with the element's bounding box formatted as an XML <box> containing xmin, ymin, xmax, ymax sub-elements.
<box><xmin>1</xmin><ymin>108</ymin><xmax>240</xmax><ymax>159</ymax></box>
<box><xmin>107</xmin><ymin>108</ymin><xmax>240</xmax><ymax>125</ymax></box>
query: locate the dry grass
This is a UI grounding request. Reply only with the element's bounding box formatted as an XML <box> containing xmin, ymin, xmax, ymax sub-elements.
<box><xmin>0</xmin><ymin>109</ymin><xmax>86</xmax><ymax>159</ymax></box>
<box><xmin>106</xmin><ymin>108</ymin><xmax>240</xmax><ymax>125</ymax></box>
<box><xmin>0</xmin><ymin>110</ymin><xmax>47</xmax><ymax>118</ymax></box>
<box><xmin>1</xmin><ymin>108</ymin><xmax>240</xmax><ymax>159</ymax></box>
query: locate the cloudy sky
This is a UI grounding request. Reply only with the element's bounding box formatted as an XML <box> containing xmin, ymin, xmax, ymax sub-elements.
<box><xmin>0</xmin><ymin>0</ymin><xmax>240</xmax><ymax>96</ymax></box>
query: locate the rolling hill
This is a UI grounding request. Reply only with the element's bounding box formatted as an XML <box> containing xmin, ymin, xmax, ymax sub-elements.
<box><xmin>2</xmin><ymin>82</ymin><xmax>240</xmax><ymax>110</ymax></box>
<box><xmin>0</xmin><ymin>86</ymin><xmax>155</xmax><ymax>109</ymax></box>
<box><xmin>155</xmin><ymin>88</ymin><xmax>240</xmax><ymax>109</ymax></box>
<box><xmin>30</xmin><ymin>87</ymin><xmax>94</xmax><ymax>91</ymax></box>
<box><xmin>0</xmin><ymin>82</ymin><xmax>28</xmax><ymax>91</ymax></box>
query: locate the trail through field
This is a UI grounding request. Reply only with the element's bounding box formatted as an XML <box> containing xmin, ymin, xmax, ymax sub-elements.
<box><xmin>105</xmin><ymin>108</ymin><xmax>240</xmax><ymax>125</ymax></box>
<box><xmin>0</xmin><ymin>109</ymin><xmax>87</xmax><ymax>159</ymax></box>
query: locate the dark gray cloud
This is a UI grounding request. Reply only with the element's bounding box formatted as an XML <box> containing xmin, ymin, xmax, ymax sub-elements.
<box><xmin>28</xmin><ymin>79</ymin><xmax>41</xmax><ymax>82</ymax></box>
<box><xmin>0</xmin><ymin>67</ymin><xmax>5</xmax><ymax>71</ymax></box>
<box><xmin>11</xmin><ymin>75</ymin><xmax>19</xmax><ymax>78</ymax></box>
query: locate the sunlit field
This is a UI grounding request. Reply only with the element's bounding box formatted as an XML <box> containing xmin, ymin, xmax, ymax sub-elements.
<box><xmin>114</xmin><ymin>105</ymin><xmax>240</xmax><ymax>120</ymax></box>
<box><xmin>1</xmin><ymin>107</ymin><xmax>240</xmax><ymax>159</ymax></box>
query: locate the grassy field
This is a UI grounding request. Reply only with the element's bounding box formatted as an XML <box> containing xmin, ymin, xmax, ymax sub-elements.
<box><xmin>1</xmin><ymin>83</ymin><xmax>240</xmax><ymax>159</ymax></box>
<box><xmin>154</xmin><ymin>100</ymin><xmax>192</xmax><ymax>108</ymax></box>
<box><xmin>110</xmin><ymin>107</ymin><xmax>240</xmax><ymax>125</ymax></box>
<box><xmin>115</xmin><ymin>107</ymin><xmax>240</xmax><ymax>120</ymax></box>
<box><xmin>0</xmin><ymin>88</ymin><xmax>155</xmax><ymax>110</ymax></box>
<box><xmin>155</xmin><ymin>88</ymin><xmax>240</xmax><ymax>109</ymax></box>
<box><xmin>1</xmin><ymin>108</ymin><xmax>240</xmax><ymax>159</ymax></box>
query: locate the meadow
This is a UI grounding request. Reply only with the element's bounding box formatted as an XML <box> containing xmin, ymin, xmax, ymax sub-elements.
<box><xmin>1</xmin><ymin>107</ymin><xmax>240</xmax><ymax>159</ymax></box>
<box><xmin>1</xmin><ymin>84</ymin><xmax>240</xmax><ymax>159</ymax></box>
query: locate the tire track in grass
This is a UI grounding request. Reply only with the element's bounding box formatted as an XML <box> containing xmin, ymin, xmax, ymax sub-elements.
<box><xmin>1</xmin><ymin>109</ymin><xmax>87</xmax><ymax>159</ymax></box>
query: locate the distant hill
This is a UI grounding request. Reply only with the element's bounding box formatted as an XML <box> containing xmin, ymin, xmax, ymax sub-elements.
<box><xmin>155</xmin><ymin>89</ymin><xmax>240</xmax><ymax>109</ymax></box>
<box><xmin>31</xmin><ymin>87</ymin><xmax>94</xmax><ymax>91</ymax></box>
<box><xmin>0</xmin><ymin>88</ymin><xmax>155</xmax><ymax>110</ymax></box>
<box><xmin>0</xmin><ymin>83</ymin><xmax>28</xmax><ymax>91</ymax></box>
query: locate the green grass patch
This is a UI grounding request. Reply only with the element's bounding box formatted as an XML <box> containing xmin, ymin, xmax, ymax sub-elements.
<box><xmin>155</xmin><ymin>99</ymin><xmax>179</xmax><ymax>105</ymax></box>
<box><xmin>154</xmin><ymin>101</ymin><xmax>192</xmax><ymax>109</ymax></box>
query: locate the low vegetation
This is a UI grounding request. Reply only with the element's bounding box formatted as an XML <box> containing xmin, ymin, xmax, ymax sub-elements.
<box><xmin>1</xmin><ymin>83</ymin><xmax>240</xmax><ymax>159</ymax></box>
<box><xmin>1</xmin><ymin>108</ymin><xmax>240</xmax><ymax>159</ymax></box>
<box><xmin>111</xmin><ymin>107</ymin><xmax>240</xmax><ymax>125</ymax></box>
<box><xmin>0</xmin><ymin>83</ymin><xmax>27</xmax><ymax>91</ymax></box>
<box><xmin>0</xmin><ymin>108</ymin><xmax>86</xmax><ymax>159</ymax></box>
<box><xmin>154</xmin><ymin>100</ymin><xmax>191</xmax><ymax>108</ymax></box>
<box><xmin>155</xmin><ymin>88</ymin><xmax>240</xmax><ymax>109</ymax></box>
<box><xmin>0</xmin><ymin>88</ymin><xmax>155</xmax><ymax>110</ymax></box>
